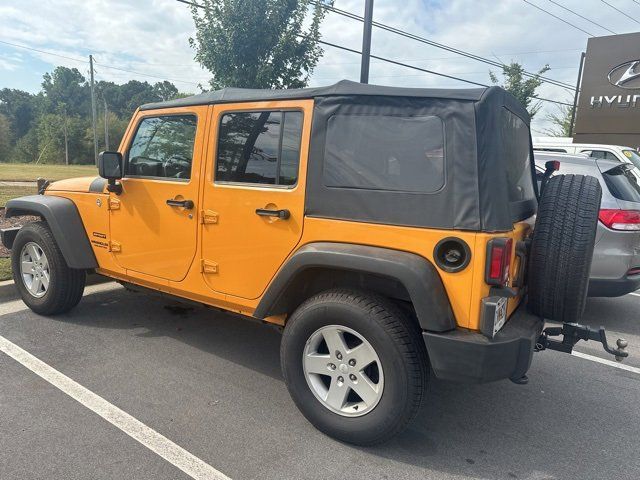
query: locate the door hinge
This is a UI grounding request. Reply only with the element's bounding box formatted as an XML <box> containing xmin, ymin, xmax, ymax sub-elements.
<box><xmin>109</xmin><ymin>241</ymin><xmax>122</xmax><ymax>253</ymax></box>
<box><xmin>201</xmin><ymin>259</ymin><xmax>218</xmax><ymax>274</ymax></box>
<box><xmin>108</xmin><ymin>198</ymin><xmax>121</xmax><ymax>211</ymax></box>
<box><xmin>201</xmin><ymin>209</ymin><xmax>218</xmax><ymax>224</ymax></box>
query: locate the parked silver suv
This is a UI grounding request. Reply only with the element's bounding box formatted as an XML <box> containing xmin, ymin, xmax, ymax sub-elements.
<box><xmin>535</xmin><ymin>152</ymin><xmax>640</xmax><ymax>297</ymax></box>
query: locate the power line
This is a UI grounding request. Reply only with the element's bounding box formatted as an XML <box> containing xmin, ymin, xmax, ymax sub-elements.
<box><xmin>0</xmin><ymin>39</ymin><xmax>88</xmax><ymax>64</ymax></box>
<box><xmin>313</xmin><ymin>37</ymin><xmax>573</xmax><ymax>106</ymax></box>
<box><xmin>181</xmin><ymin>0</ymin><xmax>573</xmax><ymax>107</ymax></box>
<box><xmin>546</xmin><ymin>0</ymin><xmax>617</xmax><ymax>34</ymax></box>
<box><xmin>313</xmin><ymin>1</ymin><xmax>576</xmax><ymax>91</ymax></box>
<box><xmin>0</xmin><ymin>38</ymin><xmax>204</xmax><ymax>87</ymax></box>
<box><xmin>522</xmin><ymin>0</ymin><xmax>596</xmax><ymax>36</ymax></box>
<box><xmin>92</xmin><ymin>60</ymin><xmax>202</xmax><ymax>86</ymax></box>
<box><xmin>600</xmin><ymin>0</ymin><xmax>640</xmax><ymax>25</ymax></box>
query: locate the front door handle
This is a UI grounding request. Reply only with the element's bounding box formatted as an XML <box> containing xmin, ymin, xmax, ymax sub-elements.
<box><xmin>166</xmin><ymin>199</ymin><xmax>194</xmax><ymax>209</ymax></box>
<box><xmin>255</xmin><ymin>208</ymin><xmax>290</xmax><ymax>219</ymax></box>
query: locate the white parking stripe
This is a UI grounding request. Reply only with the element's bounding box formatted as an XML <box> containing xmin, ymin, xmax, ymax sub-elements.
<box><xmin>572</xmin><ymin>350</ymin><xmax>640</xmax><ymax>375</ymax></box>
<box><xmin>0</xmin><ymin>334</ymin><xmax>231</xmax><ymax>480</ymax></box>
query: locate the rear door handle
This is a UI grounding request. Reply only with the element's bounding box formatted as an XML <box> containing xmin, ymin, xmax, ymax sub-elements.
<box><xmin>255</xmin><ymin>208</ymin><xmax>290</xmax><ymax>219</ymax></box>
<box><xmin>166</xmin><ymin>199</ymin><xmax>194</xmax><ymax>209</ymax></box>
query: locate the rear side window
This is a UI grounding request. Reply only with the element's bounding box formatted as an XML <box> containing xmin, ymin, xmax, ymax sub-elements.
<box><xmin>582</xmin><ymin>150</ymin><xmax>618</xmax><ymax>161</ymax></box>
<box><xmin>602</xmin><ymin>165</ymin><xmax>640</xmax><ymax>203</ymax></box>
<box><xmin>323</xmin><ymin>114</ymin><xmax>445</xmax><ymax>193</ymax></box>
<box><xmin>216</xmin><ymin>110</ymin><xmax>303</xmax><ymax>186</ymax></box>
<box><xmin>502</xmin><ymin>109</ymin><xmax>535</xmax><ymax>204</ymax></box>
<box><xmin>534</xmin><ymin>147</ymin><xmax>567</xmax><ymax>153</ymax></box>
<box><xmin>127</xmin><ymin>115</ymin><xmax>197</xmax><ymax>180</ymax></box>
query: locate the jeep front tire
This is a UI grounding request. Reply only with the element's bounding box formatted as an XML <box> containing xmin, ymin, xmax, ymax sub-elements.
<box><xmin>11</xmin><ymin>221</ymin><xmax>86</xmax><ymax>315</ymax></box>
<box><xmin>280</xmin><ymin>289</ymin><xmax>428</xmax><ymax>445</ymax></box>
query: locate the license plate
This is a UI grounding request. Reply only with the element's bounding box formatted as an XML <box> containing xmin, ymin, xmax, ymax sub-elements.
<box><xmin>493</xmin><ymin>297</ymin><xmax>507</xmax><ymax>335</ymax></box>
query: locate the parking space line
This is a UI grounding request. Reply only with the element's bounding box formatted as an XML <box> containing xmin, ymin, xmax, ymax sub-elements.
<box><xmin>572</xmin><ymin>350</ymin><xmax>640</xmax><ymax>375</ymax></box>
<box><xmin>0</xmin><ymin>334</ymin><xmax>232</xmax><ymax>480</ymax></box>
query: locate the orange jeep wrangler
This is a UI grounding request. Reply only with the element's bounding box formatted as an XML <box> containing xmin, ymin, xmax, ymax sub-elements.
<box><xmin>1</xmin><ymin>80</ymin><xmax>628</xmax><ymax>445</ymax></box>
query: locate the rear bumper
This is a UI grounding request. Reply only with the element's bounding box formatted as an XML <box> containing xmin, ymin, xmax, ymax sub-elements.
<box><xmin>423</xmin><ymin>306</ymin><xmax>543</xmax><ymax>383</ymax></box>
<box><xmin>588</xmin><ymin>275</ymin><xmax>640</xmax><ymax>297</ymax></box>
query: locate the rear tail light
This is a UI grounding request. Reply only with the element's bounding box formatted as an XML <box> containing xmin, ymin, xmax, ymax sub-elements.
<box><xmin>485</xmin><ymin>238</ymin><xmax>513</xmax><ymax>286</ymax></box>
<box><xmin>598</xmin><ymin>209</ymin><xmax>640</xmax><ymax>231</ymax></box>
<box><xmin>627</xmin><ymin>267</ymin><xmax>640</xmax><ymax>276</ymax></box>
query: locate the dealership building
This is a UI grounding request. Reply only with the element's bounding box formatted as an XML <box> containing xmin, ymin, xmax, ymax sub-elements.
<box><xmin>573</xmin><ymin>31</ymin><xmax>640</xmax><ymax>148</ymax></box>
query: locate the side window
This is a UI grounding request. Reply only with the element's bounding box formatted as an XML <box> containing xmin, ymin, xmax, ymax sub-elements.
<box><xmin>215</xmin><ymin>110</ymin><xmax>303</xmax><ymax>186</ymax></box>
<box><xmin>323</xmin><ymin>114</ymin><xmax>445</xmax><ymax>193</ymax></box>
<box><xmin>534</xmin><ymin>147</ymin><xmax>567</xmax><ymax>153</ymax></box>
<box><xmin>582</xmin><ymin>149</ymin><xmax>617</xmax><ymax>161</ymax></box>
<box><xmin>127</xmin><ymin>115</ymin><xmax>197</xmax><ymax>180</ymax></box>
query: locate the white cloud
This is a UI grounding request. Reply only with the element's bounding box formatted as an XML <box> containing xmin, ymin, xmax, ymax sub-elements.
<box><xmin>0</xmin><ymin>0</ymin><xmax>637</xmax><ymax>130</ymax></box>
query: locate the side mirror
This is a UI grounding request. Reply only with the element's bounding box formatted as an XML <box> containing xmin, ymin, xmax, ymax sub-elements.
<box><xmin>98</xmin><ymin>151</ymin><xmax>123</xmax><ymax>180</ymax></box>
<box><xmin>98</xmin><ymin>151</ymin><xmax>123</xmax><ymax>194</ymax></box>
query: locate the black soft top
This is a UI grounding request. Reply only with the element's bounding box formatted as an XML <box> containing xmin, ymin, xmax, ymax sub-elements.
<box><xmin>141</xmin><ymin>80</ymin><xmax>535</xmax><ymax>232</ymax></box>
<box><xmin>141</xmin><ymin>79</ymin><xmax>489</xmax><ymax>110</ymax></box>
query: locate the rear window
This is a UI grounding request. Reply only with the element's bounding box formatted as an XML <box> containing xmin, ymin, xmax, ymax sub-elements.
<box><xmin>323</xmin><ymin>114</ymin><xmax>445</xmax><ymax>193</ymax></box>
<box><xmin>622</xmin><ymin>149</ymin><xmax>640</xmax><ymax>170</ymax></box>
<box><xmin>602</xmin><ymin>164</ymin><xmax>640</xmax><ymax>203</ymax></box>
<box><xmin>502</xmin><ymin>109</ymin><xmax>535</xmax><ymax>204</ymax></box>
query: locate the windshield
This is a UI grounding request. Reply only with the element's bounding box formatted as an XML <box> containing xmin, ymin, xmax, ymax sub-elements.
<box><xmin>622</xmin><ymin>150</ymin><xmax>640</xmax><ymax>170</ymax></box>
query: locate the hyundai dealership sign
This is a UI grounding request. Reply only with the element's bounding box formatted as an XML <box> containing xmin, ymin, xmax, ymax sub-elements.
<box><xmin>574</xmin><ymin>32</ymin><xmax>640</xmax><ymax>147</ymax></box>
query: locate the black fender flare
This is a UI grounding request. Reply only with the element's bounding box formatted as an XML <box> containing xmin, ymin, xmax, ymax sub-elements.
<box><xmin>255</xmin><ymin>242</ymin><xmax>456</xmax><ymax>332</ymax></box>
<box><xmin>5</xmin><ymin>195</ymin><xmax>98</xmax><ymax>269</ymax></box>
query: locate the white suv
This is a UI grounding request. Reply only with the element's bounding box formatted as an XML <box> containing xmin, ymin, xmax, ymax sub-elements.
<box><xmin>533</xmin><ymin>137</ymin><xmax>640</xmax><ymax>170</ymax></box>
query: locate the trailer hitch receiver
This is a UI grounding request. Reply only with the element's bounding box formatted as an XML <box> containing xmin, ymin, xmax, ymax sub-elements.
<box><xmin>536</xmin><ymin>323</ymin><xmax>629</xmax><ymax>362</ymax></box>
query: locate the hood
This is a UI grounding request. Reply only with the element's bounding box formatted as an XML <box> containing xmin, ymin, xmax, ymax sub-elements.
<box><xmin>46</xmin><ymin>176</ymin><xmax>105</xmax><ymax>193</ymax></box>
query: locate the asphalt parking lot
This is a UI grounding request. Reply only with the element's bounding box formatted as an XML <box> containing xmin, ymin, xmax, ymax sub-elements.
<box><xmin>1</xmin><ymin>280</ymin><xmax>639</xmax><ymax>480</ymax></box>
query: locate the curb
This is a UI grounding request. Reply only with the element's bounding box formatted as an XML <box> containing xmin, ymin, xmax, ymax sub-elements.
<box><xmin>0</xmin><ymin>273</ymin><xmax>112</xmax><ymax>303</ymax></box>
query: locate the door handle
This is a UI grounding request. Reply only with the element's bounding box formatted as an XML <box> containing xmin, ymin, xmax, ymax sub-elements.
<box><xmin>255</xmin><ymin>208</ymin><xmax>290</xmax><ymax>219</ymax></box>
<box><xmin>166</xmin><ymin>199</ymin><xmax>194</xmax><ymax>209</ymax></box>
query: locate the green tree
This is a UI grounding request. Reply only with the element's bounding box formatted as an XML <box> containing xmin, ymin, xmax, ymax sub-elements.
<box><xmin>42</xmin><ymin>67</ymin><xmax>89</xmax><ymax>117</ymax></box>
<box><xmin>543</xmin><ymin>104</ymin><xmax>575</xmax><ymax>137</ymax></box>
<box><xmin>0</xmin><ymin>88</ymin><xmax>40</xmax><ymax>141</ymax></box>
<box><xmin>489</xmin><ymin>62</ymin><xmax>550</xmax><ymax>119</ymax></box>
<box><xmin>153</xmin><ymin>81</ymin><xmax>179</xmax><ymax>101</ymax></box>
<box><xmin>0</xmin><ymin>113</ymin><xmax>13</xmax><ymax>162</ymax></box>
<box><xmin>189</xmin><ymin>0</ymin><xmax>327</xmax><ymax>89</ymax></box>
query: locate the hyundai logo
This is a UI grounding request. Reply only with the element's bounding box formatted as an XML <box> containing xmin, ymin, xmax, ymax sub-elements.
<box><xmin>609</xmin><ymin>60</ymin><xmax>640</xmax><ymax>89</ymax></box>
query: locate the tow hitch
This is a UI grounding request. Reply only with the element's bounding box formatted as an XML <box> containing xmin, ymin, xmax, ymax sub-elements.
<box><xmin>536</xmin><ymin>323</ymin><xmax>629</xmax><ymax>362</ymax></box>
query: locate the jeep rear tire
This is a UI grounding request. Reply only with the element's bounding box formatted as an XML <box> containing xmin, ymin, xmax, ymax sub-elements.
<box><xmin>527</xmin><ymin>174</ymin><xmax>602</xmax><ymax>323</ymax></box>
<box><xmin>280</xmin><ymin>289</ymin><xmax>428</xmax><ymax>446</ymax></box>
<box><xmin>11</xmin><ymin>221</ymin><xmax>86</xmax><ymax>315</ymax></box>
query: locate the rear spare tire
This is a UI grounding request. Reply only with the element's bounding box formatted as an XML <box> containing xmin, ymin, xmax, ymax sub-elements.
<box><xmin>528</xmin><ymin>174</ymin><xmax>602</xmax><ymax>323</ymax></box>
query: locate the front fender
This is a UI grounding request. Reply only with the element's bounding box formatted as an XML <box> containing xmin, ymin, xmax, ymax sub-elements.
<box><xmin>5</xmin><ymin>195</ymin><xmax>97</xmax><ymax>269</ymax></box>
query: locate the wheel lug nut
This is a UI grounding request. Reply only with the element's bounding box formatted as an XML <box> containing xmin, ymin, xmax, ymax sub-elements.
<box><xmin>349</xmin><ymin>374</ymin><xmax>357</xmax><ymax>381</ymax></box>
<box><xmin>328</xmin><ymin>363</ymin><xmax>336</xmax><ymax>370</ymax></box>
<box><xmin>336</xmin><ymin>351</ymin><xmax>342</xmax><ymax>360</ymax></box>
<box><xmin>337</xmin><ymin>376</ymin><xmax>344</xmax><ymax>383</ymax></box>
<box><xmin>348</xmin><ymin>359</ymin><xmax>356</xmax><ymax>366</ymax></box>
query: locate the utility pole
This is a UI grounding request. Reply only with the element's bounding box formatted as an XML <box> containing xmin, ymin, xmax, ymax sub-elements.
<box><xmin>360</xmin><ymin>0</ymin><xmax>374</xmax><ymax>84</ymax></box>
<box><xmin>568</xmin><ymin>52</ymin><xmax>585</xmax><ymax>138</ymax></box>
<box><xmin>103</xmin><ymin>97</ymin><xmax>110</xmax><ymax>151</ymax></box>
<box><xmin>89</xmin><ymin>54</ymin><xmax>98</xmax><ymax>164</ymax></box>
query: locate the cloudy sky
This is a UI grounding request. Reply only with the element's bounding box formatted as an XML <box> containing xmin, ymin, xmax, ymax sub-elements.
<box><xmin>1</xmin><ymin>0</ymin><xmax>639</xmax><ymax>132</ymax></box>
